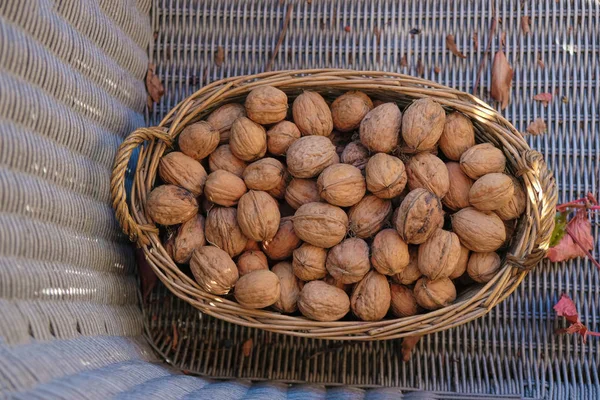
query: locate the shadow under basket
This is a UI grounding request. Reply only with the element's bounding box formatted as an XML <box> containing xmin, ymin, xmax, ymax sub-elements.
<box><xmin>111</xmin><ymin>69</ymin><xmax>557</xmax><ymax>341</ymax></box>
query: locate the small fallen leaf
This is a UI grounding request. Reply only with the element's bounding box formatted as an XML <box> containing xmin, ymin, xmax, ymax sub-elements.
<box><xmin>500</xmin><ymin>31</ymin><xmax>506</xmax><ymax>48</ymax></box>
<box><xmin>537</xmin><ymin>57</ymin><xmax>545</xmax><ymax>69</ymax></box>
<box><xmin>553</xmin><ymin>294</ymin><xmax>600</xmax><ymax>342</ymax></box>
<box><xmin>521</xmin><ymin>16</ymin><xmax>531</xmax><ymax>34</ymax></box>
<box><xmin>434</xmin><ymin>65</ymin><xmax>441</xmax><ymax>74</ymax></box>
<box><xmin>374</xmin><ymin>26</ymin><xmax>381</xmax><ymax>45</ymax></box>
<box><xmin>547</xmin><ymin>208</ymin><xmax>594</xmax><ymax>262</ymax></box>
<box><xmin>533</xmin><ymin>92</ymin><xmax>552</xmax><ymax>106</ymax></box>
<box><xmin>525</xmin><ymin>118</ymin><xmax>547</xmax><ymax>135</ymax></box>
<box><xmin>416</xmin><ymin>59</ymin><xmax>424</xmax><ymax>76</ymax></box>
<box><xmin>215</xmin><ymin>46</ymin><xmax>225</xmax><ymax>67</ymax></box>
<box><xmin>472</xmin><ymin>31</ymin><xmax>479</xmax><ymax>50</ymax></box>
<box><xmin>145</xmin><ymin>63</ymin><xmax>165</xmax><ymax>105</ymax></box>
<box><xmin>344</xmin><ymin>26</ymin><xmax>351</xmax><ymax>32</ymax></box>
<box><xmin>242</xmin><ymin>338</ymin><xmax>253</xmax><ymax>357</ymax></box>
<box><xmin>490</xmin><ymin>50</ymin><xmax>514</xmax><ymax>110</ymax></box>
<box><xmin>400</xmin><ymin>54</ymin><xmax>408</xmax><ymax>68</ymax></box>
<box><xmin>172</xmin><ymin>322</ymin><xmax>179</xmax><ymax>350</ymax></box>
<box><xmin>446</xmin><ymin>34</ymin><xmax>467</xmax><ymax>59</ymax></box>
<box><xmin>401</xmin><ymin>335</ymin><xmax>422</xmax><ymax>361</ymax></box>
<box><xmin>562</xmin><ymin>96</ymin><xmax>569</xmax><ymax>104</ymax></box>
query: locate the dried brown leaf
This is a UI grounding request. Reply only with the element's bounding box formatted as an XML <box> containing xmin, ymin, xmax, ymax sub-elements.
<box><xmin>500</xmin><ymin>31</ymin><xmax>506</xmax><ymax>48</ymax></box>
<box><xmin>242</xmin><ymin>338</ymin><xmax>253</xmax><ymax>357</ymax></box>
<box><xmin>171</xmin><ymin>322</ymin><xmax>179</xmax><ymax>350</ymax></box>
<box><xmin>145</xmin><ymin>63</ymin><xmax>164</xmax><ymax>104</ymax></box>
<box><xmin>374</xmin><ymin>26</ymin><xmax>381</xmax><ymax>46</ymax></box>
<box><xmin>446</xmin><ymin>34</ymin><xmax>466</xmax><ymax>58</ymax></box>
<box><xmin>416</xmin><ymin>59</ymin><xmax>424</xmax><ymax>76</ymax></box>
<box><xmin>434</xmin><ymin>65</ymin><xmax>441</xmax><ymax>74</ymax></box>
<box><xmin>490</xmin><ymin>50</ymin><xmax>513</xmax><ymax>110</ymax></box>
<box><xmin>400</xmin><ymin>54</ymin><xmax>408</xmax><ymax>68</ymax></box>
<box><xmin>537</xmin><ymin>57</ymin><xmax>545</xmax><ymax>69</ymax></box>
<box><xmin>401</xmin><ymin>335</ymin><xmax>422</xmax><ymax>362</ymax></box>
<box><xmin>215</xmin><ymin>46</ymin><xmax>225</xmax><ymax>67</ymax></box>
<box><xmin>472</xmin><ymin>31</ymin><xmax>479</xmax><ymax>50</ymax></box>
<box><xmin>525</xmin><ymin>118</ymin><xmax>547</xmax><ymax>135</ymax></box>
<box><xmin>521</xmin><ymin>16</ymin><xmax>531</xmax><ymax>34</ymax></box>
<box><xmin>533</xmin><ymin>92</ymin><xmax>553</xmax><ymax>106</ymax></box>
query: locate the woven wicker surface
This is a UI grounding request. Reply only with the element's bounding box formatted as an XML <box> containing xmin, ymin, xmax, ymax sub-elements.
<box><xmin>0</xmin><ymin>0</ymin><xmax>598</xmax><ymax>398</ymax></box>
<box><xmin>143</xmin><ymin>0</ymin><xmax>600</xmax><ymax>397</ymax></box>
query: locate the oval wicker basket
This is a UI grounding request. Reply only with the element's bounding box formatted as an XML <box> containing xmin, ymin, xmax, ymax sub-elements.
<box><xmin>111</xmin><ymin>69</ymin><xmax>557</xmax><ymax>340</ymax></box>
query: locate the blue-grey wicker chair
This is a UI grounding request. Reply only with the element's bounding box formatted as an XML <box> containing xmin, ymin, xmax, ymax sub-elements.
<box><xmin>1</xmin><ymin>1</ymin><xmax>598</xmax><ymax>399</ymax></box>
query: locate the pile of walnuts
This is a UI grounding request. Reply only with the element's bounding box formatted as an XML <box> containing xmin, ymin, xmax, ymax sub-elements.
<box><xmin>146</xmin><ymin>86</ymin><xmax>526</xmax><ymax>322</ymax></box>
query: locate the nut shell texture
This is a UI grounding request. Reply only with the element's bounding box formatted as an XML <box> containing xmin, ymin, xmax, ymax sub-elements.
<box><xmin>317</xmin><ymin>164</ymin><xmax>366</xmax><ymax>207</ymax></box>
<box><xmin>351</xmin><ymin>271</ymin><xmax>391</xmax><ymax>321</ymax></box>
<box><xmin>402</xmin><ymin>98</ymin><xmax>446</xmax><ymax>152</ymax></box>
<box><xmin>326</xmin><ymin>238</ymin><xmax>371</xmax><ymax>284</ymax></box>
<box><xmin>245</xmin><ymin>86</ymin><xmax>288</xmax><ymax>124</ymax></box>
<box><xmin>439</xmin><ymin>112</ymin><xmax>475</xmax><ymax>160</ymax></box>
<box><xmin>451</xmin><ymin>207</ymin><xmax>505</xmax><ymax>252</ymax></box>
<box><xmin>414</xmin><ymin>277</ymin><xmax>456</xmax><ymax>310</ymax></box>
<box><xmin>286</xmin><ymin>136</ymin><xmax>337</xmax><ymax>178</ymax></box>
<box><xmin>237</xmin><ymin>191</ymin><xmax>281</xmax><ymax>241</ymax></box>
<box><xmin>159</xmin><ymin>152</ymin><xmax>208</xmax><ymax>196</ymax></box>
<box><xmin>229</xmin><ymin>117</ymin><xmax>268</xmax><ymax>161</ymax></box>
<box><xmin>292</xmin><ymin>243</ymin><xmax>328</xmax><ymax>281</ymax></box>
<box><xmin>459</xmin><ymin>143</ymin><xmax>506</xmax><ymax>179</ymax></box>
<box><xmin>348</xmin><ymin>195</ymin><xmax>392</xmax><ymax>239</ymax></box>
<box><xmin>292</xmin><ymin>202</ymin><xmax>348</xmax><ymax>248</ymax></box>
<box><xmin>292</xmin><ymin>91</ymin><xmax>333</xmax><ymax>136</ymax></box>
<box><xmin>146</xmin><ymin>185</ymin><xmax>198</xmax><ymax>226</ymax></box>
<box><xmin>234</xmin><ymin>270</ymin><xmax>281</xmax><ymax>309</ymax></box>
<box><xmin>395</xmin><ymin>188</ymin><xmax>444</xmax><ymax>244</ymax></box>
<box><xmin>359</xmin><ymin>103</ymin><xmax>402</xmax><ymax>153</ymax></box>
<box><xmin>190</xmin><ymin>246</ymin><xmax>238</xmax><ymax>295</ymax></box>
<box><xmin>205</xmin><ymin>207</ymin><xmax>248</xmax><ymax>257</ymax></box>
<box><xmin>371</xmin><ymin>229</ymin><xmax>410</xmax><ymax>275</ymax></box>
<box><xmin>179</xmin><ymin>121</ymin><xmax>220</xmax><ymax>160</ymax></box>
<box><xmin>406</xmin><ymin>152</ymin><xmax>450</xmax><ymax>198</ymax></box>
<box><xmin>331</xmin><ymin>91</ymin><xmax>373</xmax><ymax>132</ymax></box>
<box><xmin>298</xmin><ymin>281</ymin><xmax>350</xmax><ymax>321</ymax></box>
<box><xmin>365</xmin><ymin>154</ymin><xmax>407</xmax><ymax>199</ymax></box>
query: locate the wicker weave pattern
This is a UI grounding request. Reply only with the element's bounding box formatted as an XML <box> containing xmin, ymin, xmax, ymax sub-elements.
<box><xmin>0</xmin><ymin>0</ymin><xmax>159</xmax><ymax>395</ymax></box>
<box><xmin>141</xmin><ymin>0</ymin><xmax>600</xmax><ymax>397</ymax></box>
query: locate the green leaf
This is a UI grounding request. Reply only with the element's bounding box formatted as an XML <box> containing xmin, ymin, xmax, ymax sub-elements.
<box><xmin>549</xmin><ymin>212</ymin><xmax>568</xmax><ymax>247</ymax></box>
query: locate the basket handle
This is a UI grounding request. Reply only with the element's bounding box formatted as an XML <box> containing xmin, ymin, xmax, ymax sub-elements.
<box><xmin>511</xmin><ymin>149</ymin><xmax>557</xmax><ymax>270</ymax></box>
<box><xmin>110</xmin><ymin>127</ymin><xmax>173</xmax><ymax>246</ymax></box>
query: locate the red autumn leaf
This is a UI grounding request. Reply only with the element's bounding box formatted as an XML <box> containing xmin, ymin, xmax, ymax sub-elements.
<box><xmin>215</xmin><ymin>46</ymin><xmax>225</xmax><ymax>67</ymax></box>
<box><xmin>344</xmin><ymin>26</ymin><xmax>351</xmax><ymax>33</ymax></box>
<box><xmin>533</xmin><ymin>92</ymin><xmax>552</xmax><ymax>106</ymax></box>
<box><xmin>553</xmin><ymin>294</ymin><xmax>600</xmax><ymax>342</ymax></box>
<box><xmin>145</xmin><ymin>63</ymin><xmax>164</xmax><ymax>104</ymax></box>
<box><xmin>401</xmin><ymin>335</ymin><xmax>422</xmax><ymax>361</ymax></box>
<box><xmin>521</xmin><ymin>16</ymin><xmax>531</xmax><ymax>34</ymax></box>
<box><xmin>546</xmin><ymin>208</ymin><xmax>594</xmax><ymax>263</ymax></box>
<box><xmin>242</xmin><ymin>338</ymin><xmax>253</xmax><ymax>357</ymax></box>
<box><xmin>446</xmin><ymin>34</ymin><xmax>467</xmax><ymax>59</ymax></box>
<box><xmin>490</xmin><ymin>50</ymin><xmax>514</xmax><ymax>110</ymax></box>
<box><xmin>525</xmin><ymin>118</ymin><xmax>547</xmax><ymax>135</ymax></box>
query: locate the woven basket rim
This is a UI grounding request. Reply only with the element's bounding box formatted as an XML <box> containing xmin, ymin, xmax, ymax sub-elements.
<box><xmin>111</xmin><ymin>69</ymin><xmax>557</xmax><ymax>340</ymax></box>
